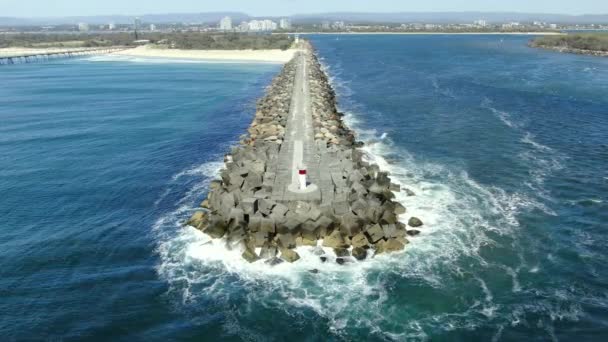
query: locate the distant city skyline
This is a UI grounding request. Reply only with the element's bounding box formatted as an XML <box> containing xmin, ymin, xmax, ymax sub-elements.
<box><xmin>2</xmin><ymin>0</ymin><xmax>608</xmax><ymax>17</ymax></box>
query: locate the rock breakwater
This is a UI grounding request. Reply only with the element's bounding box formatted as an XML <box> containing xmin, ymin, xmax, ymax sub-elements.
<box><xmin>186</xmin><ymin>42</ymin><xmax>424</xmax><ymax>264</ymax></box>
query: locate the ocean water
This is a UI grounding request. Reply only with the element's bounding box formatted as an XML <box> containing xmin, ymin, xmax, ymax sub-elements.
<box><xmin>1</xmin><ymin>35</ymin><xmax>608</xmax><ymax>341</ymax></box>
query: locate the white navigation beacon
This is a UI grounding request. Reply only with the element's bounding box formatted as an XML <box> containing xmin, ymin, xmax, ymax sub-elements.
<box><xmin>298</xmin><ymin>164</ymin><xmax>307</xmax><ymax>190</ymax></box>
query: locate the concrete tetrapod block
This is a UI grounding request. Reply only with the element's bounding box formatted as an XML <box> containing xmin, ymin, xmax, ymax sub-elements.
<box><xmin>241</xmin><ymin>198</ymin><xmax>258</xmax><ymax>215</ymax></box>
<box><xmin>248</xmin><ymin>214</ymin><xmax>263</xmax><ymax>232</ymax></box>
<box><xmin>322</xmin><ymin>230</ymin><xmax>346</xmax><ymax>248</ymax></box>
<box><xmin>351</xmin><ymin>233</ymin><xmax>370</xmax><ymax>249</ymax></box>
<box><xmin>280</xmin><ymin>248</ymin><xmax>300</xmax><ymax>263</ymax></box>
<box><xmin>245</xmin><ymin>172</ymin><xmax>263</xmax><ymax>189</ymax></box>
<box><xmin>340</xmin><ymin>212</ymin><xmax>362</xmax><ymax>237</ymax></box>
<box><xmin>219</xmin><ymin>192</ymin><xmax>236</xmax><ymax>216</ymax></box>
<box><xmin>259</xmin><ymin>217</ymin><xmax>275</xmax><ymax>233</ymax></box>
<box><xmin>365</xmin><ymin>224</ymin><xmax>385</xmax><ymax>243</ymax></box>
<box><xmin>277</xmin><ymin>233</ymin><xmax>297</xmax><ymax>249</ymax></box>
<box><xmin>260</xmin><ymin>243</ymin><xmax>278</xmax><ymax>259</ymax></box>
<box><xmin>228</xmin><ymin>208</ymin><xmax>245</xmax><ymax>226</ymax></box>
<box><xmin>394</xmin><ymin>202</ymin><xmax>406</xmax><ymax>215</ymax></box>
<box><xmin>296</xmin><ymin>236</ymin><xmax>317</xmax><ymax>247</ymax></box>
<box><xmin>258</xmin><ymin>198</ymin><xmax>276</xmax><ymax>216</ymax></box>
<box><xmin>242</xmin><ymin>247</ymin><xmax>260</xmax><ymax>263</ymax></box>
<box><xmin>186</xmin><ymin>211</ymin><xmax>206</xmax><ymax>227</ymax></box>
<box><xmin>282</xmin><ymin>214</ymin><xmax>301</xmax><ymax>233</ymax></box>
<box><xmin>272</xmin><ymin>203</ymin><xmax>289</xmax><ymax>217</ymax></box>
<box><xmin>332</xmin><ymin>201</ymin><xmax>349</xmax><ymax>216</ymax></box>
<box><xmin>352</xmin><ymin>247</ymin><xmax>367</xmax><ymax>260</ymax></box>
<box><xmin>375</xmin><ymin>238</ymin><xmax>405</xmax><ymax>255</ymax></box>
<box><xmin>382</xmin><ymin>223</ymin><xmax>398</xmax><ymax>239</ymax></box>
<box><xmin>307</xmin><ymin>207</ymin><xmax>322</xmax><ymax>221</ymax></box>
<box><xmin>252</xmin><ymin>231</ymin><xmax>270</xmax><ymax>247</ymax></box>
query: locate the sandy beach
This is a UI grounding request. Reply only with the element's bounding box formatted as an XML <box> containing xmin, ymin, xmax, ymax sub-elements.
<box><xmin>111</xmin><ymin>45</ymin><xmax>298</xmax><ymax>63</ymax></box>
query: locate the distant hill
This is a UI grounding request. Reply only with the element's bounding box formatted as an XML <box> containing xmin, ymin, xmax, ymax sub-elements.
<box><xmin>0</xmin><ymin>12</ymin><xmax>250</xmax><ymax>26</ymax></box>
<box><xmin>1</xmin><ymin>11</ymin><xmax>607</xmax><ymax>27</ymax></box>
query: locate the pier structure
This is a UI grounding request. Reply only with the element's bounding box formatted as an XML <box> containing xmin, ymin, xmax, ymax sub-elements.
<box><xmin>0</xmin><ymin>47</ymin><xmax>130</xmax><ymax>65</ymax></box>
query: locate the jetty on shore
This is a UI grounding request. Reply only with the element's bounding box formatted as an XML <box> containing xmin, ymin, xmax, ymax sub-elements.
<box><xmin>0</xmin><ymin>47</ymin><xmax>130</xmax><ymax>65</ymax></box>
<box><xmin>186</xmin><ymin>41</ymin><xmax>424</xmax><ymax>264</ymax></box>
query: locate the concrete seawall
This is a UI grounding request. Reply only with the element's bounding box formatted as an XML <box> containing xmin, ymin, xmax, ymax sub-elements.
<box><xmin>186</xmin><ymin>42</ymin><xmax>424</xmax><ymax>264</ymax></box>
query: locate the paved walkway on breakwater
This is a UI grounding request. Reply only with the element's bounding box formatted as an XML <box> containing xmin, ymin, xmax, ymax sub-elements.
<box><xmin>270</xmin><ymin>52</ymin><xmax>348</xmax><ymax>205</ymax></box>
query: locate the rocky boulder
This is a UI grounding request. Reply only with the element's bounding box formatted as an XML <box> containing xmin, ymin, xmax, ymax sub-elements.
<box><xmin>203</xmin><ymin>222</ymin><xmax>227</xmax><ymax>239</ymax></box>
<box><xmin>365</xmin><ymin>224</ymin><xmax>385</xmax><ymax>243</ymax></box>
<box><xmin>186</xmin><ymin>211</ymin><xmax>206</xmax><ymax>227</ymax></box>
<box><xmin>407</xmin><ymin>229</ymin><xmax>421</xmax><ymax>237</ymax></box>
<box><xmin>408</xmin><ymin>217</ymin><xmax>424</xmax><ymax>227</ymax></box>
<box><xmin>375</xmin><ymin>238</ymin><xmax>405</xmax><ymax>255</ymax></box>
<box><xmin>394</xmin><ymin>202</ymin><xmax>406</xmax><ymax>215</ymax></box>
<box><xmin>352</xmin><ymin>247</ymin><xmax>367</xmax><ymax>260</ymax></box>
<box><xmin>334</xmin><ymin>248</ymin><xmax>350</xmax><ymax>257</ymax></box>
<box><xmin>351</xmin><ymin>233</ymin><xmax>369</xmax><ymax>249</ymax></box>
<box><xmin>322</xmin><ymin>230</ymin><xmax>345</xmax><ymax>248</ymax></box>
<box><xmin>280</xmin><ymin>248</ymin><xmax>300</xmax><ymax>263</ymax></box>
<box><xmin>242</xmin><ymin>247</ymin><xmax>260</xmax><ymax>263</ymax></box>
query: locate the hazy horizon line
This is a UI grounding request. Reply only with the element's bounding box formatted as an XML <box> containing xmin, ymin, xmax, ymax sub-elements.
<box><xmin>4</xmin><ymin>10</ymin><xmax>608</xmax><ymax>20</ymax></box>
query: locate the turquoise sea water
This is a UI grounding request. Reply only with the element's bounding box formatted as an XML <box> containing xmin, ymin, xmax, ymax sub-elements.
<box><xmin>1</xmin><ymin>36</ymin><xmax>608</xmax><ymax>340</ymax></box>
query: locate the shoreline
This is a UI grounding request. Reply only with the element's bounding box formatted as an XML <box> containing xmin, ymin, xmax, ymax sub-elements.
<box><xmin>110</xmin><ymin>45</ymin><xmax>298</xmax><ymax>63</ymax></box>
<box><xmin>531</xmin><ymin>45</ymin><xmax>608</xmax><ymax>57</ymax></box>
<box><xmin>283</xmin><ymin>31</ymin><xmax>563</xmax><ymax>35</ymax></box>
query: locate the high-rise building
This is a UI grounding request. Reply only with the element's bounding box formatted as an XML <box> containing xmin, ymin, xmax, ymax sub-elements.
<box><xmin>239</xmin><ymin>21</ymin><xmax>249</xmax><ymax>32</ymax></box>
<box><xmin>248</xmin><ymin>20</ymin><xmax>261</xmax><ymax>31</ymax></box>
<box><xmin>474</xmin><ymin>19</ymin><xmax>487</xmax><ymax>27</ymax></box>
<box><xmin>108</xmin><ymin>22</ymin><xmax>116</xmax><ymax>30</ymax></box>
<box><xmin>134</xmin><ymin>17</ymin><xmax>141</xmax><ymax>31</ymax></box>
<box><xmin>263</xmin><ymin>20</ymin><xmax>277</xmax><ymax>31</ymax></box>
<box><xmin>247</xmin><ymin>19</ymin><xmax>277</xmax><ymax>31</ymax></box>
<box><xmin>220</xmin><ymin>16</ymin><xmax>232</xmax><ymax>31</ymax></box>
<box><xmin>149</xmin><ymin>24</ymin><xmax>156</xmax><ymax>31</ymax></box>
<box><xmin>279</xmin><ymin>18</ymin><xmax>291</xmax><ymax>30</ymax></box>
<box><xmin>78</xmin><ymin>23</ymin><xmax>89</xmax><ymax>32</ymax></box>
<box><xmin>322</xmin><ymin>21</ymin><xmax>331</xmax><ymax>30</ymax></box>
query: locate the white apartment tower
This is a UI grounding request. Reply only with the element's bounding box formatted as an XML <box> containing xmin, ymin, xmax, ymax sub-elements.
<box><xmin>280</xmin><ymin>18</ymin><xmax>292</xmax><ymax>30</ymax></box>
<box><xmin>220</xmin><ymin>16</ymin><xmax>233</xmax><ymax>31</ymax></box>
<box><xmin>474</xmin><ymin>19</ymin><xmax>487</xmax><ymax>27</ymax></box>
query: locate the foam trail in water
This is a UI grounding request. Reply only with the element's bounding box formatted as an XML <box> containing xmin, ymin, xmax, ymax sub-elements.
<box><xmin>482</xmin><ymin>98</ymin><xmax>565</xmax><ymax>205</ymax></box>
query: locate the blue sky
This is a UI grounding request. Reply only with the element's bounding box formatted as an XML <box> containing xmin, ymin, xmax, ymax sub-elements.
<box><xmin>2</xmin><ymin>0</ymin><xmax>607</xmax><ymax>17</ymax></box>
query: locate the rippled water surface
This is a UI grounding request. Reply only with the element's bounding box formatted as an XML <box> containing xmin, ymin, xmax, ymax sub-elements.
<box><xmin>1</xmin><ymin>36</ymin><xmax>608</xmax><ymax>341</ymax></box>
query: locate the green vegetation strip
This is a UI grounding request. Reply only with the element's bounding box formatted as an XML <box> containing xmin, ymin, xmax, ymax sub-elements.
<box><xmin>530</xmin><ymin>33</ymin><xmax>608</xmax><ymax>52</ymax></box>
<box><xmin>0</xmin><ymin>33</ymin><xmax>294</xmax><ymax>50</ymax></box>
